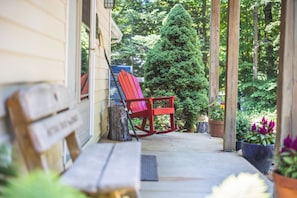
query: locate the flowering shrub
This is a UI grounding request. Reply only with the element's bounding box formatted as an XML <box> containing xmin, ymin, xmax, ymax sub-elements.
<box><xmin>209</xmin><ymin>101</ymin><xmax>224</xmax><ymax>120</ymax></box>
<box><xmin>243</xmin><ymin>117</ymin><xmax>276</xmax><ymax>145</ymax></box>
<box><xmin>275</xmin><ymin>135</ymin><xmax>297</xmax><ymax>178</ymax></box>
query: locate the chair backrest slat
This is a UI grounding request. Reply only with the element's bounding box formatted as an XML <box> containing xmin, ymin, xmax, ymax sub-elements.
<box><xmin>130</xmin><ymin>75</ymin><xmax>146</xmax><ymax>110</ymax></box>
<box><xmin>118</xmin><ymin>70</ymin><xmax>147</xmax><ymax>113</ymax></box>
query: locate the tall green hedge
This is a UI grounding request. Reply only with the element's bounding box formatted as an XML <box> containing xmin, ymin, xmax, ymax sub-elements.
<box><xmin>144</xmin><ymin>4</ymin><xmax>208</xmax><ymax>131</ymax></box>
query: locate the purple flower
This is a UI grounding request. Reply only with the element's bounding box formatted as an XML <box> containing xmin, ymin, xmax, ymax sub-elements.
<box><xmin>290</xmin><ymin>137</ymin><xmax>297</xmax><ymax>151</ymax></box>
<box><xmin>258</xmin><ymin>125</ymin><xmax>267</xmax><ymax>135</ymax></box>
<box><xmin>262</xmin><ymin>117</ymin><xmax>268</xmax><ymax>125</ymax></box>
<box><xmin>284</xmin><ymin>135</ymin><xmax>292</xmax><ymax>148</ymax></box>
<box><xmin>251</xmin><ymin>123</ymin><xmax>257</xmax><ymax>132</ymax></box>
<box><xmin>268</xmin><ymin>120</ymin><xmax>275</xmax><ymax>132</ymax></box>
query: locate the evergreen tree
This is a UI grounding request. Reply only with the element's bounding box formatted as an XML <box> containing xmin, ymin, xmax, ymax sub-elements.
<box><xmin>144</xmin><ymin>4</ymin><xmax>208</xmax><ymax>131</ymax></box>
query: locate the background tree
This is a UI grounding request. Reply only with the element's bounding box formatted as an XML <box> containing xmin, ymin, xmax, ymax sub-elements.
<box><xmin>144</xmin><ymin>4</ymin><xmax>208</xmax><ymax>131</ymax></box>
<box><xmin>111</xmin><ymin>0</ymin><xmax>210</xmax><ymax>77</ymax></box>
<box><xmin>219</xmin><ymin>0</ymin><xmax>280</xmax><ymax>111</ymax></box>
<box><xmin>111</xmin><ymin>0</ymin><xmax>281</xmax><ymax>126</ymax></box>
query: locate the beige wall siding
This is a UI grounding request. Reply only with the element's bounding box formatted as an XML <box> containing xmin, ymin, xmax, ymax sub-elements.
<box><xmin>0</xmin><ymin>0</ymin><xmax>67</xmax><ymax>84</ymax></box>
<box><xmin>0</xmin><ymin>0</ymin><xmax>112</xmax><ymax>142</ymax></box>
<box><xmin>0</xmin><ymin>0</ymin><xmax>68</xmax><ymax>172</ymax></box>
<box><xmin>93</xmin><ymin>2</ymin><xmax>111</xmax><ymax>139</ymax></box>
<box><xmin>0</xmin><ymin>0</ymin><xmax>112</xmax><ymax>172</ymax></box>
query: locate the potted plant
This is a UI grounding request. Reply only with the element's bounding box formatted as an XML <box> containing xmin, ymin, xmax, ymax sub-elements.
<box><xmin>273</xmin><ymin>135</ymin><xmax>297</xmax><ymax>197</ymax></box>
<box><xmin>235</xmin><ymin>112</ymin><xmax>250</xmax><ymax>151</ymax></box>
<box><xmin>209</xmin><ymin>99</ymin><xmax>224</xmax><ymax>138</ymax></box>
<box><xmin>241</xmin><ymin>116</ymin><xmax>276</xmax><ymax>174</ymax></box>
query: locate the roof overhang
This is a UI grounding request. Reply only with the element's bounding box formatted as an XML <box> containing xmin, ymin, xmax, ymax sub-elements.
<box><xmin>111</xmin><ymin>18</ymin><xmax>123</xmax><ymax>44</ymax></box>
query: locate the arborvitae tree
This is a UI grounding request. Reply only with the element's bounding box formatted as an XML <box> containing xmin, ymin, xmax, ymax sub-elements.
<box><xmin>144</xmin><ymin>4</ymin><xmax>208</xmax><ymax>131</ymax></box>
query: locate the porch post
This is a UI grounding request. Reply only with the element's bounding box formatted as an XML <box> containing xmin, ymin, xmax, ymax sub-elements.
<box><xmin>224</xmin><ymin>0</ymin><xmax>240</xmax><ymax>151</ymax></box>
<box><xmin>209</xmin><ymin>0</ymin><xmax>221</xmax><ymax>104</ymax></box>
<box><xmin>276</xmin><ymin>0</ymin><xmax>297</xmax><ymax>151</ymax></box>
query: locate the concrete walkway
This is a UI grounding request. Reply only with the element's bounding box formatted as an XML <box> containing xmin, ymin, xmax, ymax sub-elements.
<box><xmin>139</xmin><ymin>132</ymin><xmax>274</xmax><ymax>198</ymax></box>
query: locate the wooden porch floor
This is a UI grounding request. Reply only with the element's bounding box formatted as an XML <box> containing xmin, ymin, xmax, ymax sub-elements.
<box><xmin>102</xmin><ymin>132</ymin><xmax>274</xmax><ymax>198</ymax></box>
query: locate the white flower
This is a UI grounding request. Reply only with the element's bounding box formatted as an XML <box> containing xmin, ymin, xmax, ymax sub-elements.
<box><xmin>206</xmin><ymin>173</ymin><xmax>270</xmax><ymax>198</ymax></box>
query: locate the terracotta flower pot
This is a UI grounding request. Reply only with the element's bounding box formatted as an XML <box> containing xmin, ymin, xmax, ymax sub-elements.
<box><xmin>208</xmin><ymin>119</ymin><xmax>224</xmax><ymax>138</ymax></box>
<box><xmin>273</xmin><ymin>171</ymin><xmax>297</xmax><ymax>198</ymax></box>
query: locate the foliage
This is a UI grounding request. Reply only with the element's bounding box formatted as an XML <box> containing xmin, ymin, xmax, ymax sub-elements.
<box><xmin>112</xmin><ymin>0</ymin><xmax>210</xmax><ymax>77</ymax></box>
<box><xmin>131</xmin><ymin>115</ymin><xmax>171</xmax><ymax>132</ymax></box>
<box><xmin>207</xmin><ymin>173</ymin><xmax>269</xmax><ymax>198</ymax></box>
<box><xmin>1</xmin><ymin>170</ymin><xmax>87</xmax><ymax>198</ymax></box>
<box><xmin>81</xmin><ymin>25</ymin><xmax>89</xmax><ymax>75</ymax></box>
<box><xmin>275</xmin><ymin>135</ymin><xmax>297</xmax><ymax>179</ymax></box>
<box><xmin>209</xmin><ymin>99</ymin><xmax>224</xmax><ymax>121</ymax></box>
<box><xmin>236</xmin><ymin>111</ymin><xmax>251</xmax><ymax>141</ymax></box>
<box><xmin>111</xmin><ymin>0</ymin><xmax>281</xmax><ymax>125</ymax></box>
<box><xmin>143</xmin><ymin>4</ymin><xmax>208</xmax><ymax>132</ymax></box>
<box><xmin>0</xmin><ymin>144</ymin><xmax>18</xmax><ymax>196</ymax></box>
<box><xmin>0</xmin><ymin>144</ymin><xmax>86</xmax><ymax>198</ymax></box>
<box><xmin>239</xmin><ymin>78</ymin><xmax>277</xmax><ymax>111</ymax></box>
<box><xmin>221</xmin><ymin>0</ymin><xmax>280</xmax><ymax>112</ymax></box>
<box><xmin>243</xmin><ymin>116</ymin><xmax>276</xmax><ymax>145</ymax></box>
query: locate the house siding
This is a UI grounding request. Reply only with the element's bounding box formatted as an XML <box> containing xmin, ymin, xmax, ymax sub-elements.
<box><xmin>0</xmin><ymin>0</ymin><xmax>66</xmax><ymax>84</ymax></box>
<box><xmin>0</xmin><ymin>0</ymin><xmax>112</xmax><ymax>172</ymax></box>
<box><xmin>94</xmin><ymin>2</ymin><xmax>111</xmax><ymax>141</ymax></box>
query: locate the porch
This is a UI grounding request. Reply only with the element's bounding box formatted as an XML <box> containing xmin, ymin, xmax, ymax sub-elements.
<box><xmin>103</xmin><ymin>132</ymin><xmax>274</xmax><ymax>197</ymax></box>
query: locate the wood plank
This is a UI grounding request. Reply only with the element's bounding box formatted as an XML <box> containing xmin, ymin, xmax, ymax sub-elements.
<box><xmin>276</xmin><ymin>0</ymin><xmax>297</xmax><ymax>150</ymax></box>
<box><xmin>99</xmin><ymin>142</ymin><xmax>141</xmax><ymax>193</ymax></box>
<box><xmin>15</xmin><ymin>84</ymin><xmax>74</xmax><ymax>121</ymax></box>
<box><xmin>29</xmin><ymin>109</ymin><xmax>82</xmax><ymax>153</ymax></box>
<box><xmin>65</xmin><ymin>132</ymin><xmax>81</xmax><ymax>161</ymax></box>
<box><xmin>60</xmin><ymin>143</ymin><xmax>114</xmax><ymax>193</ymax></box>
<box><xmin>224</xmin><ymin>0</ymin><xmax>240</xmax><ymax>151</ymax></box>
<box><xmin>209</xmin><ymin>0</ymin><xmax>221</xmax><ymax>104</ymax></box>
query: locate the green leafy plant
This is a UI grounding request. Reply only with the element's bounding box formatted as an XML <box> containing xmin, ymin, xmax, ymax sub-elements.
<box><xmin>209</xmin><ymin>100</ymin><xmax>224</xmax><ymax>121</ymax></box>
<box><xmin>0</xmin><ymin>144</ymin><xmax>18</xmax><ymax>196</ymax></box>
<box><xmin>275</xmin><ymin>135</ymin><xmax>297</xmax><ymax>179</ymax></box>
<box><xmin>236</xmin><ymin>112</ymin><xmax>250</xmax><ymax>141</ymax></box>
<box><xmin>1</xmin><ymin>170</ymin><xmax>87</xmax><ymax>198</ymax></box>
<box><xmin>243</xmin><ymin>116</ymin><xmax>276</xmax><ymax>145</ymax></box>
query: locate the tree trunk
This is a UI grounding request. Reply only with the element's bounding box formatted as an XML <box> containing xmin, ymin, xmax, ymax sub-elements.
<box><xmin>108</xmin><ymin>104</ymin><xmax>132</xmax><ymax>141</ymax></box>
<box><xmin>263</xmin><ymin>2</ymin><xmax>275</xmax><ymax>78</ymax></box>
<box><xmin>201</xmin><ymin>0</ymin><xmax>208</xmax><ymax>71</ymax></box>
<box><xmin>253</xmin><ymin>4</ymin><xmax>259</xmax><ymax>79</ymax></box>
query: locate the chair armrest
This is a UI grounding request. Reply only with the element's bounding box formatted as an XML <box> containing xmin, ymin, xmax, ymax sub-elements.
<box><xmin>124</xmin><ymin>96</ymin><xmax>175</xmax><ymax>111</ymax></box>
<box><xmin>150</xmin><ymin>96</ymin><xmax>175</xmax><ymax>108</ymax></box>
<box><xmin>151</xmin><ymin>96</ymin><xmax>175</xmax><ymax>101</ymax></box>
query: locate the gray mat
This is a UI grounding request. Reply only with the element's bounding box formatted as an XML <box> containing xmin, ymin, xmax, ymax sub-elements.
<box><xmin>141</xmin><ymin>155</ymin><xmax>159</xmax><ymax>181</ymax></box>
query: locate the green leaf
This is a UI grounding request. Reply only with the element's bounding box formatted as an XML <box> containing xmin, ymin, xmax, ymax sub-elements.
<box><xmin>283</xmin><ymin>157</ymin><xmax>294</xmax><ymax>165</ymax></box>
<box><xmin>291</xmin><ymin>172</ymin><xmax>297</xmax><ymax>179</ymax></box>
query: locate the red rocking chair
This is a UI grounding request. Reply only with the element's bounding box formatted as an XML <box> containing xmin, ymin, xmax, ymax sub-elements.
<box><xmin>118</xmin><ymin>70</ymin><xmax>177</xmax><ymax>137</ymax></box>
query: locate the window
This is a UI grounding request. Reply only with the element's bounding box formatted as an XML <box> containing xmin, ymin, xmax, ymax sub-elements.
<box><xmin>80</xmin><ymin>0</ymin><xmax>90</xmax><ymax>100</ymax></box>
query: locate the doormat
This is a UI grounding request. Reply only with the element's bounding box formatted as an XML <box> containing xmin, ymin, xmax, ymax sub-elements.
<box><xmin>141</xmin><ymin>155</ymin><xmax>159</xmax><ymax>181</ymax></box>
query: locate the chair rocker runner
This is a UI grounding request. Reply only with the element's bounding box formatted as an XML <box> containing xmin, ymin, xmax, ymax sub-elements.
<box><xmin>118</xmin><ymin>70</ymin><xmax>177</xmax><ymax>137</ymax></box>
